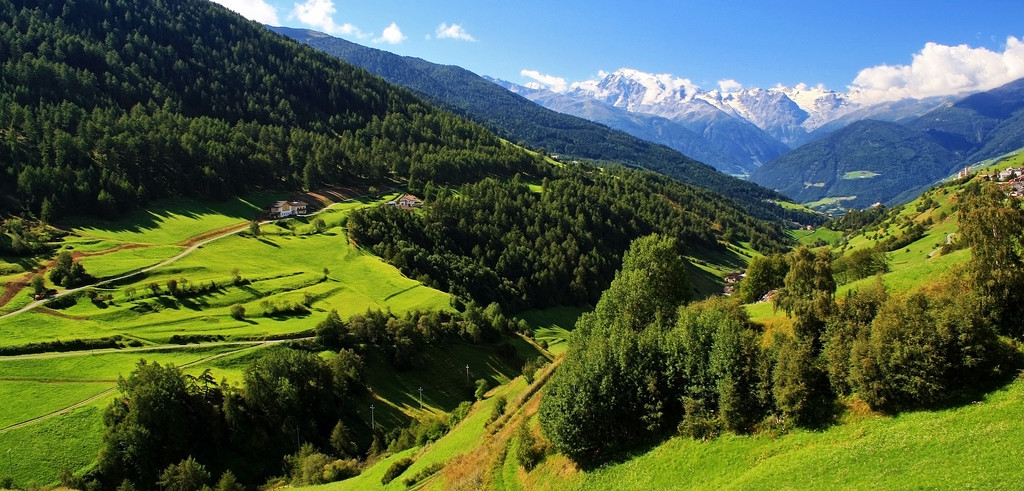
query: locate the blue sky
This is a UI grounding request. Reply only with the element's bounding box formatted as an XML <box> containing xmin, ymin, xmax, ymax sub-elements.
<box><xmin>213</xmin><ymin>0</ymin><xmax>1024</xmax><ymax>100</ymax></box>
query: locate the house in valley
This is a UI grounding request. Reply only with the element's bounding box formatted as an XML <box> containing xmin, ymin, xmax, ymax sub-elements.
<box><xmin>397</xmin><ymin>194</ymin><xmax>422</xmax><ymax>208</ymax></box>
<box><xmin>269</xmin><ymin>200</ymin><xmax>308</xmax><ymax>218</ymax></box>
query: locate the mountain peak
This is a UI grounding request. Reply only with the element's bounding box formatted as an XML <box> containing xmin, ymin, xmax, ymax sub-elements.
<box><xmin>568</xmin><ymin>68</ymin><xmax>700</xmax><ymax>110</ymax></box>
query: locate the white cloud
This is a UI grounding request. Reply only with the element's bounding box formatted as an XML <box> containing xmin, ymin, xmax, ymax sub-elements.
<box><xmin>211</xmin><ymin>0</ymin><xmax>280</xmax><ymax>25</ymax></box>
<box><xmin>520</xmin><ymin>69</ymin><xmax>568</xmax><ymax>92</ymax></box>
<box><xmin>375</xmin><ymin>22</ymin><xmax>407</xmax><ymax>44</ymax></box>
<box><xmin>718</xmin><ymin>79</ymin><xmax>743</xmax><ymax>93</ymax></box>
<box><xmin>850</xmin><ymin>36</ymin><xmax>1024</xmax><ymax>104</ymax></box>
<box><xmin>290</xmin><ymin>0</ymin><xmax>367</xmax><ymax>38</ymax></box>
<box><xmin>436</xmin><ymin>23</ymin><xmax>476</xmax><ymax>42</ymax></box>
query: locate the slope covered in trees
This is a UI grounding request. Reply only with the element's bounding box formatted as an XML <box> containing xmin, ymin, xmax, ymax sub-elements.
<box><xmin>0</xmin><ymin>0</ymin><xmax>541</xmax><ymax>220</ymax></box>
<box><xmin>541</xmin><ymin>230</ymin><xmax>1019</xmax><ymax>466</ymax></box>
<box><xmin>272</xmin><ymin>27</ymin><xmax>821</xmax><ymax>226</ymax></box>
<box><xmin>349</xmin><ymin>163</ymin><xmax>791</xmax><ymax>312</ymax></box>
<box><xmin>751</xmin><ymin>120</ymin><xmax>962</xmax><ymax>211</ymax></box>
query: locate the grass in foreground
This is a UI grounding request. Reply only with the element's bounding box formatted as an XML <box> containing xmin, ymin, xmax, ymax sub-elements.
<box><xmin>0</xmin><ymin>404</ymin><xmax>106</xmax><ymax>488</ymax></box>
<box><xmin>527</xmin><ymin>375</ymin><xmax>1024</xmax><ymax>490</ymax></box>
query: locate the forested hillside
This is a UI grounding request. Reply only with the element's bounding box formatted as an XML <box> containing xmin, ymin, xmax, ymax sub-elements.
<box><xmin>272</xmin><ymin>27</ymin><xmax>821</xmax><ymax>225</ymax></box>
<box><xmin>350</xmin><ymin>164</ymin><xmax>790</xmax><ymax>312</ymax></box>
<box><xmin>0</xmin><ymin>0</ymin><xmax>541</xmax><ymax>220</ymax></box>
<box><xmin>751</xmin><ymin>120</ymin><xmax>962</xmax><ymax>211</ymax></box>
<box><xmin>909</xmin><ymin>77</ymin><xmax>1024</xmax><ymax>161</ymax></box>
<box><xmin>537</xmin><ymin>173</ymin><xmax>1024</xmax><ymax>467</ymax></box>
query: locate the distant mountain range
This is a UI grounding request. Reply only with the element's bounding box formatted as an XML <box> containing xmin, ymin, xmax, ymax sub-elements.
<box><xmin>751</xmin><ymin>77</ymin><xmax>1024</xmax><ymax>212</ymax></box>
<box><xmin>750</xmin><ymin>120</ymin><xmax>961</xmax><ymax>211</ymax></box>
<box><xmin>504</xmin><ymin>69</ymin><xmax>1024</xmax><ymax>212</ymax></box>
<box><xmin>273</xmin><ymin>27</ymin><xmax>1024</xmax><ymax>215</ymax></box>
<box><xmin>270</xmin><ymin>27</ymin><xmax>818</xmax><ymax>224</ymax></box>
<box><xmin>503</xmin><ymin>68</ymin><xmax>955</xmax><ymax>175</ymax></box>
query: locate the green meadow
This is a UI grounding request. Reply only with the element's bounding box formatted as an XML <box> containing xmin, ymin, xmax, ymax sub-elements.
<box><xmin>525</xmin><ymin>375</ymin><xmax>1024</xmax><ymax>490</ymax></box>
<box><xmin>0</xmin><ymin>343</ymin><xmax>273</xmax><ymax>486</ymax></box>
<box><xmin>841</xmin><ymin>170</ymin><xmax>880</xmax><ymax>179</ymax></box>
<box><xmin>67</xmin><ymin>195</ymin><xmax>276</xmax><ymax>246</ymax></box>
<box><xmin>299</xmin><ymin>353</ymin><xmax>1024</xmax><ymax>491</ymax></box>
<box><xmin>1</xmin><ymin>197</ymin><xmax>451</xmax><ymax>349</ymax></box>
<box><xmin>517</xmin><ymin>306</ymin><xmax>584</xmax><ymax>355</ymax></box>
<box><xmin>0</xmin><ymin>193</ymin><xmax>468</xmax><ymax>486</ymax></box>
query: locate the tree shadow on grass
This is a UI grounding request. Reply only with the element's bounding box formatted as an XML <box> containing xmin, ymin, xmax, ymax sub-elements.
<box><xmin>61</xmin><ymin>196</ymin><xmax>266</xmax><ymax>235</ymax></box>
<box><xmin>257</xmin><ymin>237</ymin><xmax>281</xmax><ymax>248</ymax></box>
<box><xmin>154</xmin><ymin>296</ymin><xmax>180</xmax><ymax>310</ymax></box>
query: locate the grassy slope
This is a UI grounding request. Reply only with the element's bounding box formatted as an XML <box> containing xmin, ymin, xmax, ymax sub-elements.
<box><xmin>0</xmin><ymin>344</ymin><xmax>266</xmax><ymax>486</ymax></box>
<box><xmin>305</xmin><ymin>368</ymin><xmax>1024</xmax><ymax>491</ymax></box>
<box><xmin>328</xmin><ymin>155</ymin><xmax>1024</xmax><ymax>491</ymax></box>
<box><xmin>0</xmin><ymin>196</ymin><xmax>450</xmax><ymax>348</ymax></box>
<box><xmin>0</xmin><ymin>193</ymin><xmax>453</xmax><ymax>486</ymax></box>
<box><xmin>529</xmin><ymin>376</ymin><xmax>1024</xmax><ymax>490</ymax></box>
<box><xmin>517</xmin><ymin>307</ymin><xmax>585</xmax><ymax>356</ymax></box>
<box><xmin>319</xmin><ymin>378</ymin><xmax>531</xmax><ymax>491</ymax></box>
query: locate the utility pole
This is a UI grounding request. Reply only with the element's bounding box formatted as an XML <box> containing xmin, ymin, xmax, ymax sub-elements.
<box><xmin>465</xmin><ymin>364</ymin><xmax>470</xmax><ymax>385</ymax></box>
<box><xmin>418</xmin><ymin>386</ymin><xmax>423</xmax><ymax>410</ymax></box>
<box><xmin>370</xmin><ymin>404</ymin><xmax>376</xmax><ymax>431</ymax></box>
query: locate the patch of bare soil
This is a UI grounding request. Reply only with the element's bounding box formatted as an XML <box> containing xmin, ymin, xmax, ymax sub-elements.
<box><xmin>36</xmin><ymin>306</ymin><xmax>87</xmax><ymax>320</ymax></box>
<box><xmin>177</xmin><ymin>222</ymin><xmax>248</xmax><ymax>247</ymax></box>
<box><xmin>0</xmin><ymin>272</ymin><xmax>33</xmax><ymax>309</ymax></box>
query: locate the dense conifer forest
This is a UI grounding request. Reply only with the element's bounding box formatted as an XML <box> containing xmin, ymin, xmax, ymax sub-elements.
<box><xmin>350</xmin><ymin>164</ymin><xmax>790</xmax><ymax>311</ymax></box>
<box><xmin>0</xmin><ymin>0</ymin><xmax>541</xmax><ymax>221</ymax></box>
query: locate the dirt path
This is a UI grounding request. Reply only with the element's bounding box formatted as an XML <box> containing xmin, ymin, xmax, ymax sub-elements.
<box><xmin>177</xmin><ymin>221</ymin><xmax>248</xmax><ymax>248</ymax></box>
<box><xmin>0</xmin><ymin>222</ymin><xmax>250</xmax><ymax>321</ymax></box>
<box><xmin>0</xmin><ymin>244</ymin><xmax>148</xmax><ymax>311</ymax></box>
<box><xmin>0</xmin><ymin>272</ymin><xmax>34</xmax><ymax>310</ymax></box>
<box><xmin>0</xmin><ymin>340</ymin><xmax>289</xmax><ymax>434</ymax></box>
<box><xmin>0</xmin><ymin>186</ymin><xmax>385</xmax><ymax>319</ymax></box>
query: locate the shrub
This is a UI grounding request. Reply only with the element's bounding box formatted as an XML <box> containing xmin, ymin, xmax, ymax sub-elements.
<box><xmin>474</xmin><ymin>378</ymin><xmax>490</xmax><ymax>400</ymax></box>
<box><xmin>522</xmin><ymin>358</ymin><xmax>538</xmax><ymax>384</ymax></box>
<box><xmin>448</xmin><ymin>401</ymin><xmax>472</xmax><ymax>428</ymax></box>
<box><xmin>515</xmin><ymin>423</ymin><xmax>548</xmax><ymax>471</ymax></box>
<box><xmin>380</xmin><ymin>457</ymin><xmax>414</xmax><ymax>485</ymax></box>
<box><xmin>677</xmin><ymin>397</ymin><xmax>719</xmax><ymax>441</ymax></box>
<box><xmin>487</xmin><ymin>395</ymin><xmax>507</xmax><ymax>425</ymax></box>
<box><xmin>229</xmin><ymin>304</ymin><xmax>245</xmax><ymax>320</ymax></box>
<box><xmin>323</xmin><ymin>459</ymin><xmax>360</xmax><ymax>482</ymax></box>
<box><xmin>401</xmin><ymin>462</ymin><xmax>444</xmax><ymax>487</ymax></box>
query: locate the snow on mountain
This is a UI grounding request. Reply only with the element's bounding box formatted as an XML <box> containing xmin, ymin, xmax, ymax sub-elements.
<box><xmin>556</xmin><ymin>69</ymin><xmax>865</xmax><ymax>148</ymax></box>
<box><xmin>509</xmin><ymin>68</ymin><xmax>955</xmax><ymax>171</ymax></box>
<box><xmin>510</xmin><ymin>71</ymin><xmax>791</xmax><ymax>172</ymax></box>
<box><xmin>551</xmin><ymin>68</ymin><xmax>876</xmax><ymax>147</ymax></box>
<box><xmin>567</xmin><ymin>68</ymin><xmax>703</xmax><ymax>110</ymax></box>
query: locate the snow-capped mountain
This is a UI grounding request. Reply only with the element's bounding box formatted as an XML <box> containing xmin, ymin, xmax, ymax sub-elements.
<box><xmin>563</xmin><ymin>69</ymin><xmax>862</xmax><ymax>147</ymax></box>
<box><xmin>508</xmin><ymin>68</ymin><xmax>951</xmax><ymax>172</ymax></box>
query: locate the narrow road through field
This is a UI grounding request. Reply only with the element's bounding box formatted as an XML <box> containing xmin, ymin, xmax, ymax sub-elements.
<box><xmin>0</xmin><ymin>191</ymin><xmax>378</xmax><ymax>321</ymax></box>
<box><xmin>0</xmin><ymin>339</ymin><xmax>299</xmax><ymax>434</ymax></box>
<box><xmin>0</xmin><ymin>221</ymin><xmax>252</xmax><ymax>321</ymax></box>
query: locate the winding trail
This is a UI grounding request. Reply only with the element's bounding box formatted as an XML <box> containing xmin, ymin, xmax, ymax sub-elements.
<box><xmin>0</xmin><ymin>339</ymin><xmax>304</xmax><ymax>434</ymax></box>
<box><xmin>0</xmin><ymin>221</ymin><xmax>251</xmax><ymax>321</ymax></box>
